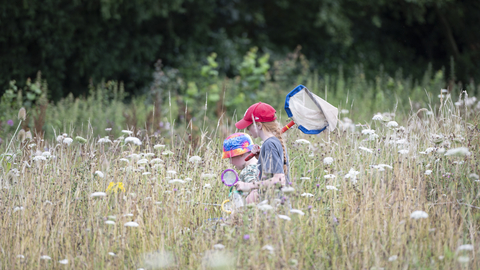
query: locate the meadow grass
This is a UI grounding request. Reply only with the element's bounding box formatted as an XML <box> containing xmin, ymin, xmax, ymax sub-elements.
<box><xmin>0</xmin><ymin>92</ymin><xmax>479</xmax><ymax>269</ymax></box>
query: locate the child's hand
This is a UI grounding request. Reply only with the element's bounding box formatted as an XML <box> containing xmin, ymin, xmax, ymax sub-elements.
<box><xmin>235</xmin><ymin>181</ymin><xmax>254</xmax><ymax>192</ymax></box>
<box><xmin>251</xmin><ymin>144</ymin><xmax>260</xmax><ymax>156</ymax></box>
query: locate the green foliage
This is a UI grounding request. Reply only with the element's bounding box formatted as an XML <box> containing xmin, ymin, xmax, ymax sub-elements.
<box><xmin>1</xmin><ymin>0</ymin><xmax>478</xmax><ymax>100</ymax></box>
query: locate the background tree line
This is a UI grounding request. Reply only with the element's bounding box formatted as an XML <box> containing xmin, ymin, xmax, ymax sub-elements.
<box><xmin>1</xmin><ymin>0</ymin><xmax>479</xmax><ymax>99</ymax></box>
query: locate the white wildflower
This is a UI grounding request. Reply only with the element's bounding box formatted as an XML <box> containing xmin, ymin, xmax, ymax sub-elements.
<box><xmin>142</xmin><ymin>172</ymin><xmax>151</xmax><ymax>176</ymax></box>
<box><xmin>42</xmin><ymin>151</ymin><xmax>51</xmax><ymax>157</ymax></box>
<box><xmin>425</xmin><ymin>170</ymin><xmax>432</xmax><ymax>175</ymax></box>
<box><xmin>361</xmin><ymin>129</ymin><xmax>375</xmax><ymax>135</ymax></box>
<box><xmin>166</xmin><ymin>170</ymin><xmax>177</xmax><ymax>175</ymax></box>
<box><xmin>202</xmin><ymin>173</ymin><xmax>215</xmax><ymax>179</ymax></box>
<box><xmin>137</xmin><ymin>159</ymin><xmax>148</xmax><ymax>165</ymax></box>
<box><xmin>262</xmin><ymin>245</ymin><xmax>275</xmax><ymax>254</ymax></box>
<box><xmin>13</xmin><ymin>206</ymin><xmax>24</xmax><ymax>212</ymax></box>
<box><xmin>108</xmin><ymin>252</ymin><xmax>116</xmax><ymax>256</ymax></box>
<box><xmin>162</xmin><ymin>150</ymin><xmax>174</xmax><ymax>156</ymax></box>
<box><xmin>143</xmin><ymin>153</ymin><xmax>155</xmax><ymax>157</ymax></box>
<box><xmin>326</xmin><ymin>185</ymin><xmax>338</xmax><ymax>191</ymax></box>
<box><xmin>90</xmin><ymin>192</ymin><xmax>106</xmax><ymax>197</ymax></box>
<box><xmin>17</xmin><ymin>255</ymin><xmax>25</xmax><ymax>259</ymax></box>
<box><xmin>119</xmin><ymin>158</ymin><xmax>129</xmax><ymax>163</ymax></box>
<box><xmin>40</xmin><ymin>255</ymin><xmax>51</xmax><ymax>260</ymax></box>
<box><xmin>386</xmin><ymin>121</ymin><xmax>398</xmax><ymax>127</ymax></box>
<box><xmin>299</xmin><ymin>177</ymin><xmax>310</xmax><ymax>180</ymax></box>
<box><xmin>94</xmin><ymin>171</ymin><xmax>104</xmax><ymax>178</ymax></box>
<box><xmin>105</xmin><ymin>220</ymin><xmax>115</xmax><ymax>225</ymax></box>
<box><xmin>257</xmin><ymin>204</ymin><xmax>274</xmax><ymax>211</ymax></box>
<box><xmin>398</xmin><ymin>149</ymin><xmax>409</xmax><ymax>155</ymax></box>
<box><xmin>345</xmin><ymin>168</ymin><xmax>360</xmax><ymax>184</ymax></box>
<box><xmin>372</xmin><ymin>114</ymin><xmax>383</xmax><ymax>121</ymax></box>
<box><xmin>324</xmin><ymin>174</ymin><xmax>336</xmax><ymax>179</ymax></box>
<box><xmin>56</xmin><ymin>135</ymin><xmax>64</xmax><ymax>143</ymax></box>
<box><xmin>150</xmin><ymin>158</ymin><xmax>164</xmax><ymax>164</ymax></box>
<box><xmin>278</xmin><ymin>215</ymin><xmax>291</xmax><ymax>221</ymax></box>
<box><xmin>154</xmin><ymin>144</ymin><xmax>166</xmax><ymax>149</ymax></box>
<box><xmin>204</xmin><ymin>183</ymin><xmax>212</xmax><ymax>188</ymax></box>
<box><xmin>437</xmin><ymin>148</ymin><xmax>446</xmax><ymax>154</ymax></box>
<box><xmin>323</xmin><ymin>157</ymin><xmax>334</xmax><ymax>165</ymax></box>
<box><xmin>123</xmin><ymin>213</ymin><xmax>134</xmax><ymax>217</ymax></box>
<box><xmin>359</xmin><ymin>146</ymin><xmax>373</xmax><ymax>153</ymax></box>
<box><xmin>457</xmin><ymin>256</ymin><xmax>470</xmax><ymax>263</ymax></box>
<box><xmin>168</xmin><ymin>179</ymin><xmax>186</xmax><ymax>185</ymax></box>
<box><xmin>445</xmin><ymin>147</ymin><xmax>471</xmax><ymax>157</ymax></box>
<box><xmin>122</xmin><ymin>130</ymin><xmax>134</xmax><ymax>135</ymax></box>
<box><xmin>125</xmin><ymin>137</ymin><xmax>142</xmax><ymax>145</ymax></box>
<box><xmin>33</xmin><ymin>155</ymin><xmax>47</xmax><ymax>161</ymax></box>
<box><xmin>98</xmin><ymin>137</ymin><xmax>112</xmax><ymax>144</ymax></box>
<box><xmin>124</xmin><ymin>221</ymin><xmax>139</xmax><ymax>227</ymax></box>
<box><xmin>457</xmin><ymin>245</ymin><xmax>474</xmax><ymax>251</ymax></box>
<box><xmin>185</xmin><ymin>177</ymin><xmax>192</xmax><ymax>181</ymax></box>
<box><xmin>59</xmin><ymin>259</ymin><xmax>68</xmax><ymax>264</ymax></box>
<box><xmin>189</xmin><ymin>156</ymin><xmax>202</xmax><ymax>163</ymax></box>
<box><xmin>295</xmin><ymin>139</ymin><xmax>311</xmax><ymax>144</ymax></box>
<box><xmin>213</xmin><ymin>244</ymin><xmax>225</xmax><ymax>250</ymax></box>
<box><xmin>63</xmin><ymin>137</ymin><xmax>73</xmax><ymax>145</ymax></box>
<box><xmin>290</xmin><ymin>209</ymin><xmax>305</xmax><ymax>215</ymax></box>
<box><xmin>301</xmin><ymin>193</ymin><xmax>314</xmax><ymax>197</ymax></box>
<box><xmin>388</xmin><ymin>255</ymin><xmax>398</xmax><ymax>262</ymax></box>
<box><xmin>410</xmin><ymin>210</ymin><xmax>428</xmax><ymax>219</ymax></box>
<box><xmin>281</xmin><ymin>187</ymin><xmax>295</xmax><ymax>194</ymax></box>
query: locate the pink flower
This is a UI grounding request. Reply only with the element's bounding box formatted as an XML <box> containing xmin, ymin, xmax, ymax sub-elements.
<box><xmin>7</xmin><ymin>120</ymin><xmax>14</xmax><ymax>126</ymax></box>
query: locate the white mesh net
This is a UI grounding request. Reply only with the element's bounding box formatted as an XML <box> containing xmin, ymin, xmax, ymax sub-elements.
<box><xmin>289</xmin><ymin>88</ymin><xmax>338</xmax><ymax>132</ymax></box>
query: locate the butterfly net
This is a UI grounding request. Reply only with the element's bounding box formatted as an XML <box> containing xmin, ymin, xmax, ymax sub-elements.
<box><xmin>288</xmin><ymin>87</ymin><xmax>338</xmax><ymax>132</ymax></box>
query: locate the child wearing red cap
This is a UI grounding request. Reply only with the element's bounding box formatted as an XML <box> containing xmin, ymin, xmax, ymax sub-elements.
<box><xmin>234</xmin><ymin>102</ymin><xmax>289</xmax><ymax>202</ymax></box>
<box><xmin>222</xmin><ymin>133</ymin><xmax>259</xmax><ymax>201</ymax></box>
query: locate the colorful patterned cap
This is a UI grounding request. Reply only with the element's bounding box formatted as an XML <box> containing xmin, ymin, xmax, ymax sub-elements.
<box><xmin>222</xmin><ymin>133</ymin><xmax>254</xmax><ymax>159</ymax></box>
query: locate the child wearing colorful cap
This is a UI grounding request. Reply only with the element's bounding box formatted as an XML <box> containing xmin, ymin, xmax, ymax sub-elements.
<box><xmin>233</xmin><ymin>102</ymin><xmax>289</xmax><ymax>203</ymax></box>
<box><xmin>222</xmin><ymin>133</ymin><xmax>259</xmax><ymax>202</ymax></box>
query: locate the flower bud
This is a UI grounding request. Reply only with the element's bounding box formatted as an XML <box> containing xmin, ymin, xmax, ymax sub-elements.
<box><xmin>17</xmin><ymin>129</ymin><xmax>26</xmax><ymax>142</ymax></box>
<box><xmin>18</xmin><ymin>107</ymin><xmax>26</xmax><ymax>121</ymax></box>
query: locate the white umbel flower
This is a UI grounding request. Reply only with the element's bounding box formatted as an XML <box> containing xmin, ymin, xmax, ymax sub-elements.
<box><xmin>168</xmin><ymin>179</ymin><xmax>186</xmax><ymax>185</ymax></box>
<box><xmin>40</xmin><ymin>255</ymin><xmax>52</xmax><ymax>260</ymax></box>
<box><xmin>189</xmin><ymin>156</ymin><xmax>202</xmax><ymax>163</ymax></box>
<box><xmin>386</xmin><ymin>121</ymin><xmax>398</xmax><ymax>127</ymax></box>
<box><xmin>98</xmin><ymin>137</ymin><xmax>112</xmax><ymax>144</ymax></box>
<box><xmin>323</xmin><ymin>157</ymin><xmax>334</xmax><ymax>165</ymax></box>
<box><xmin>410</xmin><ymin>210</ymin><xmax>428</xmax><ymax>219</ymax></box>
<box><xmin>125</xmin><ymin>137</ymin><xmax>142</xmax><ymax>145</ymax></box>
<box><xmin>361</xmin><ymin>129</ymin><xmax>375</xmax><ymax>135</ymax></box>
<box><xmin>278</xmin><ymin>215</ymin><xmax>291</xmax><ymax>221</ymax></box>
<box><xmin>425</xmin><ymin>170</ymin><xmax>433</xmax><ymax>175</ymax></box>
<box><xmin>90</xmin><ymin>192</ymin><xmax>106</xmax><ymax>197</ymax></box>
<box><xmin>59</xmin><ymin>259</ymin><xmax>68</xmax><ymax>264</ymax></box>
<box><xmin>124</xmin><ymin>221</ymin><xmax>139</xmax><ymax>227</ymax></box>
<box><xmin>457</xmin><ymin>244</ymin><xmax>474</xmax><ymax>251</ymax></box>
<box><xmin>445</xmin><ymin>147</ymin><xmax>470</xmax><ymax>157</ymax></box>
<box><xmin>63</xmin><ymin>138</ymin><xmax>73</xmax><ymax>145</ymax></box>
<box><xmin>295</xmin><ymin>139</ymin><xmax>311</xmax><ymax>144</ymax></box>
<box><xmin>359</xmin><ymin>147</ymin><xmax>373</xmax><ymax>153</ymax></box>
<box><xmin>290</xmin><ymin>209</ymin><xmax>305</xmax><ymax>215</ymax></box>
<box><xmin>122</xmin><ymin>130</ymin><xmax>134</xmax><ymax>135</ymax></box>
<box><xmin>372</xmin><ymin>114</ymin><xmax>383</xmax><ymax>121</ymax></box>
<box><xmin>94</xmin><ymin>171</ymin><xmax>104</xmax><ymax>178</ymax></box>
<box><xmin>326</xmin><ymin>185</ymin><xmax>338</xmax><ymax>191</ymax></box>
<box><xmin>281</xmin><ymin>187</ymin><xmax>295</xmax><ymax>194</ymax></box>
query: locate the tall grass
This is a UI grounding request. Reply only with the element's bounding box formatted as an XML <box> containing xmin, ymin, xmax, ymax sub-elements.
<box><xmin>0</xmin><ymin>85</ymin><xmax>478</xmax><ymax>269</ymax></box>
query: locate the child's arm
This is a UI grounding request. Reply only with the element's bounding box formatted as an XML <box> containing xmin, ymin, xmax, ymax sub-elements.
<box><xmin>235</xmin><ymin>173</ymin><xmax>285</xmax><ymax>191</ymax></box>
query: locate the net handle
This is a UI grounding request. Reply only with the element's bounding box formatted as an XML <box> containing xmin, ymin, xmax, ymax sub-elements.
<box><xmin>244</xmin><ymin>120</ymin><xmax>295</xmax><ymax>161</ymax></box>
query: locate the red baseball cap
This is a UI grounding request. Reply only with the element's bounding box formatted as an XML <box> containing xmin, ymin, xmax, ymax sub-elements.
<box><xmin>235</xmin><ymin>102</ymin><xmax>277</xmax><ymax>129</ymax></box>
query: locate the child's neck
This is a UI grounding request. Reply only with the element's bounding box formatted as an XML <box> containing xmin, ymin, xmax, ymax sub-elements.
<box><xmin>259</xmin><ymin>130</ymin><xmax>275</xmax><ymax>141</ymax></box>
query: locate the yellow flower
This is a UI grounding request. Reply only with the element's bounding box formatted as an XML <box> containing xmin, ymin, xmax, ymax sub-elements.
<box><xmin>106</xmin><ymin>182</ymin><xmax>126</xmax><ymax>193</ymax></box>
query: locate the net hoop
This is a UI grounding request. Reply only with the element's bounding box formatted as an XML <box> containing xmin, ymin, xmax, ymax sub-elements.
<box><xmin>284</xmin><ymin>85</ymin><xmax>337</xmax><ymax>134</ymax></box>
